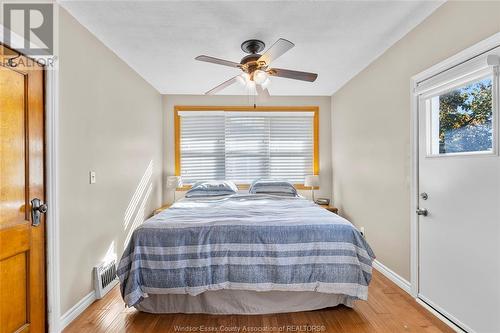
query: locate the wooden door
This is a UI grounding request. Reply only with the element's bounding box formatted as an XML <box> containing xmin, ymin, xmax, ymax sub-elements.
<box><xmin>0</xmin><ymin>44</ymin><xmax>46</xmax><ymax>333</ymax></box>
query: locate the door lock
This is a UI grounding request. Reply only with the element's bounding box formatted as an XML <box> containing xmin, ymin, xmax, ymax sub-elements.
<box><xmin>420</xmin><ymin>192</ymin><xmax>428</xmax><ymax>200</ymax></box>
<box><xmin>416</xmin><ymin>208</ymin><xmax>428</xmax><ymax>216</ymax></box>
<box><xmin>31</xmin><ymin>198</ymin><xmax>47</xmax><ymax>227</ymax></box>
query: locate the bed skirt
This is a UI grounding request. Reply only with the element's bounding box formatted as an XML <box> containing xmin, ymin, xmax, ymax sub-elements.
<box><xmin>134</xmin><ymin>290</ymin><xmax>354</xmax><ymax>314</ymax></box>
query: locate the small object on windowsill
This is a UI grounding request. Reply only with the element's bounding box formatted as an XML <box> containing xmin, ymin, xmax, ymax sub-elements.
<box><xmin>153</xmin><ymin>204</ymin><xmax>172</xmax><ymax>216</ymax></box>
<box><xmin>318</xmin><ymin>204</ymin><xmax>338</xmax><ymax>214</ymax></box>
<box><xmin>314</xmin><ymin>198</ymin><xmax>330</xmax><ymax>205</ymax></box>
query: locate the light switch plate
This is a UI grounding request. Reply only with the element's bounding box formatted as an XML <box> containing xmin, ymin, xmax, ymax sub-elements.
<box><xmin>89</xmin><ymin>171</ymin><xmax>96</xmax><ymax>184</ymax></box>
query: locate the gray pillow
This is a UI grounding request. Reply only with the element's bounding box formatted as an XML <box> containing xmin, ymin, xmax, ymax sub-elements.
<box><xmin>249</xmin><ymin>179</ymin><xmax>298</xmax><ymax>197</ymax></box>
<box><xmin>185</xmin><ymin>180</ymin><xmax>238</xmax><ymax>198</ymax></box>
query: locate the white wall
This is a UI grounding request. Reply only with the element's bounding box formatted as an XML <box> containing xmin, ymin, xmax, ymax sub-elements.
<box><xmin>58</xmin><ymin>8</ymin><xmax>163</xmax><ymax>314</ymax></box>
<box><xmin>331</xmin><ymin>1</ymin><xmax>500</xmax><ymax>280</ymax></box>
<box><xmin>162</xmin><ymin>95</ymin><xmax>332</xmax><ymax>203</ymax></box>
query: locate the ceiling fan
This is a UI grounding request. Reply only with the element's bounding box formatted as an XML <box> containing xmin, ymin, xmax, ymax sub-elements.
<box><xmin>195</xmin><ymin>38</ymin><xmax>318</xmax><ymax>96</ymax></box>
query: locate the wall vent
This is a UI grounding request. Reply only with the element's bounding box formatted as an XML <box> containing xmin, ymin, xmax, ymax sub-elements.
<box><xmin>93</xmin><ymin>260</ymin><xmax>118</xmax><ymax>299</ymax></box>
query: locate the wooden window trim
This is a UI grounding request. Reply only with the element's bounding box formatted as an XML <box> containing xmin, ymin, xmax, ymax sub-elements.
<box><xmin>174</xmin><ymin>105</ymin><xmax>319</xmax><ymax>190</ymax></box>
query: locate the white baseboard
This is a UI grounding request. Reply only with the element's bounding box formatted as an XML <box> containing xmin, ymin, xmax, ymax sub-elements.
<box><xmin>59</xmin><ymin>291</ymin><xmax>96</xmax><ymax>331</ymax></box>
<box><xmin>372</xmin><ymin>259</ymin><xmax>412</xmax><ymax>295</ymax></box>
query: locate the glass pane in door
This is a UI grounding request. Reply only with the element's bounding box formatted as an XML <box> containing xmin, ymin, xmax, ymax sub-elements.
<box><xmin>427</xmin><ymin>77</ymin><xmax>493</xmax><ymax>155</ymax></box>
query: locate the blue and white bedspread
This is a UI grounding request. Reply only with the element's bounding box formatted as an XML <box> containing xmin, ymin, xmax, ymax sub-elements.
<box><xmin>118</xmin><ymin>194</ymin><xmax>375</xmax><ymax>307</ymax></box>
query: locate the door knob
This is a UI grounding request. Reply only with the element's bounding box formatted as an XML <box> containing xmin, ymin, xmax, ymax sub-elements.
<box><xmin>416</xmin><ymin>208</ymin><xmax>428</xmax><ymax>216</ymax></box>
<box><xmin>31</xmin><ymin>198</ymin><xmax>47</xmax><ymax>226</ymax></box>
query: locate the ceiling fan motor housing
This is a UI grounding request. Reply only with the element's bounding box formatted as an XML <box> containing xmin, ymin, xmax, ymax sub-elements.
<box><xmin>240</xmin><ymin>54</ymin><xmax>266</xmax><ymax>78</ymax></box>
<box><xmin>240</xmin><ymin>40</ymin><xmax>267</xmax><ymax>77</ymax></box>
<box><xmin>241</xmin><ymin>39</ymin><xmax>265</xmax><ymax>54</ymax></box>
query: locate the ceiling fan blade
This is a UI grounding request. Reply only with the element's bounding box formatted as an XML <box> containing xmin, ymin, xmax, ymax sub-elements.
<box><xmin>256</xmin><ymin>84</ymin><xmax>270</xmax><ymax>98</ymax></box>
<box><xmin>268</xmin><ymin>68</ymin><xmax>318</xmax><ymax>82</ymax></box>
<box><xmin>195</xmin><ymin>55</ymin><xmax>241</xmax><ymax>68</ymax></box>
<box><xmin>205</xmin><ymin>76</ymin><xmax>239</xmax><ymax>95</ymax></box>
<box><xmin>258</xmin><ymin>38</ymin><xmax>294</xmax><ymax>65</ymax></box>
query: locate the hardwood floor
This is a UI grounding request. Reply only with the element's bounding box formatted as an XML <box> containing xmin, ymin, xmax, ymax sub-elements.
<box><xmin>63</xmin><ymin>270</ymin><xmax>454</xmax><ymax>333</ymax></box>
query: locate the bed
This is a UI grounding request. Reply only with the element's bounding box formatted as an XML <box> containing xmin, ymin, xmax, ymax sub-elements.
<box><xmin>117</xmin><ymin>194</ymin><xmax>375</xmax><ymax>314</ymax></box>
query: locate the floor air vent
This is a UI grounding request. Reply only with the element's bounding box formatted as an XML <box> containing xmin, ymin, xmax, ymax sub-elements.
<box><xmin>93</xmin><ymin>260</ymin><xmax>119</xmax><ymax>299</ymax></box>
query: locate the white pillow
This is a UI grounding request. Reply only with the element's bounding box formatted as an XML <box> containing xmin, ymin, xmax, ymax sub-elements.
<box><xmin>185</xmin><ymin>180</ymin><xmax>238</xmax><ymax>198</ymax></box>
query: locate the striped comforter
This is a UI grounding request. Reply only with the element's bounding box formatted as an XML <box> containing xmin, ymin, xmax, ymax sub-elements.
<box><xmin>118</xmin><ymin>194</ymin><xmax>375</xmax><ymax>307</ymax></box>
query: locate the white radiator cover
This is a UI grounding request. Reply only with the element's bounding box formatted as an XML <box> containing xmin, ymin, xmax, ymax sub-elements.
<box><xmin>93</xmin><ymin>260</ymin><xmax>119</xmax><ymax>299</ymax></box>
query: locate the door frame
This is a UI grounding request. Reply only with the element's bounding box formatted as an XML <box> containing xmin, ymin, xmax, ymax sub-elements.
<box><xmin>0</xmin><ymin>24</ymin><xmax>61</xmax><ymax>333</ymax></box>
<box><xmin>409</xmin><ymin>32</ymin><xmax>500</xmax><ymax>333</ymax></box>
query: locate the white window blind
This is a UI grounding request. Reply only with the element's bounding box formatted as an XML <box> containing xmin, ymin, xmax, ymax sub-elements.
<box><xmin>415</xmin><ymin>46</ymin><xmax>500</xmax><ymax>96</ymax></box>
<box><xmin>180</xmin><ymin>114</ymin><xmax>225</xmax><ymax>182</ymax></box>
<box><xmin>269</xmin><ymin>116</ymin><xmax>313</xmax><ymax>181</ymax></box>
<box><xmin>179</xmin><ymin>111</ymin><xmax>314</xmax><ymax>184</ymax></box>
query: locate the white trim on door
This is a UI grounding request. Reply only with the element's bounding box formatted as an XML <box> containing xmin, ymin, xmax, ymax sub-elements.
<box><xmin>415</xmin><ymin>298</ymin><xmax>468</xmax><ymax>333</ymax></box>
<box><xmin>409</xmin><ymin>77</ymin><xmax>420</xmax><ymax>298</ymax></box>
<box><xmin>417</xmin><ymin>295</ymin><xmax>473</xmax><ymax>333</ymax></box>
<box><xmin>410</xmin><ymin>31</ymin><xmax>500</xmax><ymax>332</ymax></box>
<box><xmin>46</xmin><ymin>65</ymin><xmax>61</xmax><ymax>333</ymax></box>
<box><xmin>1</xmin><ymin>22</ymin><xmax>61</xmax><ymax>333</ymax></box>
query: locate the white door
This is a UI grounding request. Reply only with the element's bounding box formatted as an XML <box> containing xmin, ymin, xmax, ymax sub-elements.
<box><xmin>418</xmin><ymin>53</ymin><xmax>500</xmax><ymax>333</ymax></box>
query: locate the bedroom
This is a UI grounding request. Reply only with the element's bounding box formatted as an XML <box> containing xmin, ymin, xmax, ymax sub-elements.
<box><xmin>0</xmin><ymin>1</ymin><xmax>499</xmax><ymax>332</ymax></box>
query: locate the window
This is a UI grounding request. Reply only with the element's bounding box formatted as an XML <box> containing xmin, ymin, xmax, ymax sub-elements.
<box><xmin>426</xmin><ymin>75</ymin><xmax>494</xmax><ymax>155</ymax></box>
<box><xmin>417</xmin><ymin>55</ymin><xmax>498</xmax><ymax>157</ymax></box>
<box><xmin>426</xmin><ymin>76</ymin><xmax>494</xmax><ymax>155</ymax></box>
<box><xmin>175</xmin><ymin>107</ymin><xmax>318</xmax><ymax>185</ymax></box>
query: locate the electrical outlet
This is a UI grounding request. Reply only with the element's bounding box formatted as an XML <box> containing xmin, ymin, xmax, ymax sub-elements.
<box><xmin>359</xmin><ymin>226</ymin><xmax>365</xmax><ymax>237</ymax></box>
<box><xmin>89</xmin><ymin>171</ymin><xmax>96</xmax><ymax>184</ymax></box>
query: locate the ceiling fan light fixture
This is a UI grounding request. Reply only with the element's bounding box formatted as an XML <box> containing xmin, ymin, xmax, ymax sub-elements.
<box><xmin>236</xmin><ymin>73</ymin><xmax>250</xmax><ymax>86</ymax></box>
<box><xmin>253</xmin><ymin>70</ymin><xmax>269</xmax><ymax>85</ymax></box>
<box><xmin>260</xmin><ymin>77</ymin><xmax>271</xmax><ymax>88</ymax></box>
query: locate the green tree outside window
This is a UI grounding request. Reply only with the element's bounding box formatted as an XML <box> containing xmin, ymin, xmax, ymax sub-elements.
<box><xmin>438</xmin><ymin>78</ymin><xmax>493</xmax><ymax>153</ymax></box>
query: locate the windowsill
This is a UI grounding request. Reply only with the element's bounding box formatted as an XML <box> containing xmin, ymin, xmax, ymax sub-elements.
<box><xmin>426</xmin><ymin>149</ymin><xmax>497</xmax><ymax>158</ymax></box>
<box><xmin>176</xmin><ymin>184</ymin><xmax>319</xmax><ymax>191</ymax></box>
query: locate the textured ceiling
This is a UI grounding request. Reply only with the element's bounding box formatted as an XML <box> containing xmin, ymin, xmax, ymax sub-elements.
<box><xmin>60</xmin><ymin>1</ymin><xmax>443</xmax><ymax>96</ymax></box>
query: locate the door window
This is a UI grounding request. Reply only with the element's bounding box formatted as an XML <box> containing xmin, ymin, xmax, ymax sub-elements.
<box><xmin>425</xmin><ymin>76</ymin><xmax>495</xmax><ymax>156</ymax></box>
